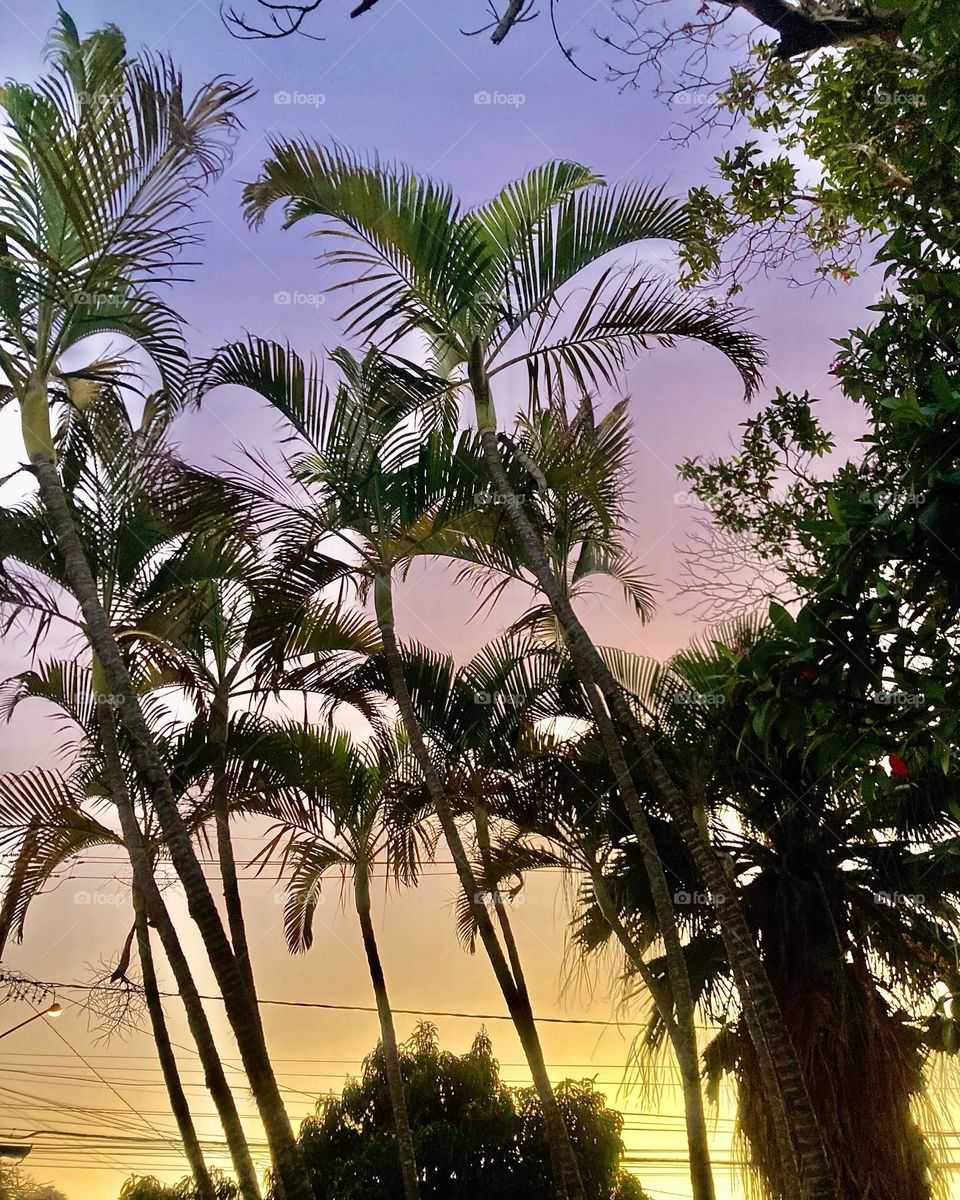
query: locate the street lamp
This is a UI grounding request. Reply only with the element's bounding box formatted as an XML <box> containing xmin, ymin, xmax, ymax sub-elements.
<box><xmin>0</xmin><ymin>1002</ymin><xmax>62</xmax><ymax>1042</ymax></box>
<box><xmin>0</xmin><ymin>1144</ymin><xmax>31</xmax><ymax>1162</ymax></box>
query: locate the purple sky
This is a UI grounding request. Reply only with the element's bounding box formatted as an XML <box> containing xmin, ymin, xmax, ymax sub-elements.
<box><xmin>0</xmin><ymin>3</ymin><xmax>881</xmax><ymax>1197</ymax></box>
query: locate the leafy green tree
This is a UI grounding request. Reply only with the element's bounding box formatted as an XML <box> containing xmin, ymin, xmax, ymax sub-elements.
<box><xmin>671</xmin><ymin>0</ymin><xmax>960</xmax><ymax>290</ymax></box>
<box><xmin>118</xmin><ymin>1172</ymin><xmax>237</xmax><ymax>1200</ymax></box>
<box><xmin>290</xmin><ymin>1023</ymin><xmax>649</xmax><ymax>1200</ymax></box>
<box><xmin>0</xmin><ymin>1165</ymin><xmax>68</xmax><ymax>1200</ymax></box>
<box><xmin>576</xmin><ymin>614</ymin><xmax>960</xmax><ymax>1200</ymax></box>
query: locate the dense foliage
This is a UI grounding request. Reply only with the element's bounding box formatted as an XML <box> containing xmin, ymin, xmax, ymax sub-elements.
<box><xmin>291</xmin><ymin>1025</ymin><xmax>647</xmax><ymax>1200</ymax></box>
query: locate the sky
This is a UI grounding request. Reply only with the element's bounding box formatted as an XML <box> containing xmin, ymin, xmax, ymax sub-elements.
<box><xmin>0</xmin><ymin>2</ymin><xmax>904</xmax><ymax>1199</ymax></box>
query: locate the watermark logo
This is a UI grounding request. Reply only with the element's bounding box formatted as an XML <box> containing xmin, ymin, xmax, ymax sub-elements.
<box><xmin>472</xmin><ymin>689</ymin><xmax>527</xmax><ymax>709</ymax></box>
<box><xmin>273</xmin><ymin>90</ymin><xmax>326</xmax><ymax>108</ymax></box>
<box><xmin>873</xmin><ymin>890</ymin><xmax>923</xmax><ymax>907</ymax></box>
<box><xmin>874</xmin><ymin>89</ymin><xmax>925</xmax><ymax>109</ymax></box>
<box><xmin>670</xmin><ymin>90</ymin><xmax>723</xmax><ymax>107</ymax></box>
<box><xmin>273</xmin><ymin>892</ymin><xmax>326</xmax><ymax>907</ymax></box>
<box><xmin>75</xmin><ymin>892</ymin><xmax>125</xmax><ymax>907</ymax></box>
<box><xmin>873</xmin><ymin>487</ymin><xmax>927</xmax><ymax>511</ymax></box>
<box><xmin>869</xmin><ymin>689</ymin><xmax>925</xmax><ymax>708</ymax></box>
<box><xmin>273</xmin><ymin>291</ymin><xmax>325</xmax><ymax>309</ymax></box>
<box><xmin>474</xmin><ymin>90</ymin><xmax>526</xmax><ymax>108</ymax></box>
<box><xmin>673</xmin><ymin>690</ymin><xmax>724</xmax><ymax>709</ymax></box>
<box><xmin>473</xmin><ymin>890</ymin><xmax>525</xmax><ymax>908</ymax></box>
<box><xmin>475</xmin><ymin>487</ymin><xmax>530</xmax><ymax>507</ymax></box>
<box><xmin>674</xmin><ymin>890</ymin><xmax>724</xmax><ymax>907</ymax></box>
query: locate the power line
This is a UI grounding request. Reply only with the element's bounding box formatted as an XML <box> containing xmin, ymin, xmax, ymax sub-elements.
<box><xmin>12</xmin><ymin>977</ymin><xmax>682</xmax><ymax>1028</ymax></box>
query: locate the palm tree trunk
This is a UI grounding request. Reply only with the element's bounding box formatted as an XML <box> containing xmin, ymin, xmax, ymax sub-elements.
<box><xmin>353</xmin><ymin>869</ymin><xmax>420</xmax><ymax>1200</ymax></box>
<box><xmin>97</xmin><ymin>703</ymin><xmax>263</xmax><ymax>1200</ymax></box>
<box><xmin>467</xmin><ymin>344</ymin><xmax>834</xmax><ymax>1200</ymax></box>
<box><xmin>473</xmin><ymin>804</ymin><xmax>532</xmax><ymax>1010</ymax></box>
<box><xmin>133</xmin><ymin>883</ymin><xmax>216</xmax><ymax>1200</ymax></box>
<box><xmin>210</xmin><ymin>681</ymin><xmax>257</xmax><ymax>995</ymax></box>
<box><xmin>373</xmin><ymin>569</ymin><xmax>584</xmax><ymax>1200</ymax></box>
<box><xmin>579</xmin><ymin>677</ymin><xmax>717</xmax><ymax>1200</ymax></box>
<box><xmin>590</xmin><ymin>870</ymin><xmax>715</xmax><ymax>1200</ymax></box>
<box><xmin>26</xmin><ymin>402</ymin><xmax>313</xmax><ymax>1200</ymax></box>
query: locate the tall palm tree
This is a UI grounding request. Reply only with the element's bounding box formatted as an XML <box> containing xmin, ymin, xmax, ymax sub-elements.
<box><xmin>191</xmin><ymin>343</ymin><xmax>587</xmax><ymax>1198</ymax></box>
<box><xmin>244</xmin><ymin>726</ymin><xmax>429</xmax><ymax>1200</ymax></box>
<box><xmin>0</xmin><ymin>396</ymin><xmax>294</xmax><ymax>1194</ymax></box>
<box><xmin>0</xmin><ymin>660</ymin><xmax>261</xmax><ymax>1200</ymax></box>
<box><xmin>455</xmin><ymin>396</ymin><xmax>719</xmax><ymax>1199</ymax></box>
<box><xmin>0</xmin><ymin>16</ymin><xmax>312</xmax><ymax>1196</ymax></box>
<box><xmin>241</xmin><ymin>148</ymin><xmax>832</xmax><ymax>1200</ymax></box>
<box><xmin>395</xmin><ymin>632</ymin><xmax>718</xmax><ymax>1200</ymax></box>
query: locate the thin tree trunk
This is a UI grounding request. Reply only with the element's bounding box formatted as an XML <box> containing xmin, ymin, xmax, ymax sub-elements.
<box><xmin>353</xmin><ymin>869</ymin><xmax>420</xmax><ymax>1200</ymax></box>
<box><xmin>474</xmin><ymin>804</ymin><xmax>531</xmax><ymax>1012</ymax></box>
<box><xmin>133</xmin><ymin>883</ymin><xmax>216</xmax><ymax>1200</ymax></box>
<box><xmin>466</xmin><ymin>344</ymin><xmax>835</xmax><ymax>1200</ymax></box>
<box><xmin>25</xmin><ymin>402</ymin><xmax>313</xmax><ymax>1200</ymax></box>
<box><xmin>97</xmin><ymin>703</ymin><xmax>262</xmax><ymax>1200</ymax></box>
<box><xmin>579</xmin><ymin>676</ymin><xmax>717</xmax><ymax>1200</ymax></box>
<box><xmin>210</xmin><ymin>680</ymin><xmax>257</xmax><ymax>996</ymax></box>
<box><xmin>373</xmin><ymin>569</ymin><xmax>584</xmax><ymax>1200</ymax></box>
<box><xmin>590</xmin><ymin>871</ymin><xmax>715</xmax><ymax>1200</ymax></box>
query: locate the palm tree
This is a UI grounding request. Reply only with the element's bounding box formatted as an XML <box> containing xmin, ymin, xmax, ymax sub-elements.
<box><xmin>243</xmin><ymin>726</ymin><xmax>429</xmax><ymax>1200</ymax></box>
<box><xmin>120</xmin><ymin>523</ymin><xmax>380</xmax><ymax>998</ymax></box>
<box><xmin>456</xmin><ymin>396</ymin><xmax>654</xmax><ymax>645</ymax></box>
<box><xmin>192</xmin><ymin>342</ymin><xmax>587</xmax><ymax>1198</ymax></box>
<box><xmin>0</xmin><ymin>392</ymin><xmax>294</xmax><ymax>1194</ymax></box>
<box><xmin>0</xmin><ymin>16</ymin><xmax>312</xmax><ymax>1196</ymax></box>
<box><xmin>241</xmin><ymin>148</ymin><xmax>831</xmax><ymax>1200</ymax></box>
<box><xmin>0</xmin><ymin>660</ymin><xmax>261</xmax><ymax>1200</ymax></box>
<box><xmin>392</xmin><ymin>632</ymin><xmax>718</xmax><ymax>1200</ymax></box>
<box><xmin>454</xmin><ymin>396</ymin><xmax>721</xmax><ymax>1199</ymax></box>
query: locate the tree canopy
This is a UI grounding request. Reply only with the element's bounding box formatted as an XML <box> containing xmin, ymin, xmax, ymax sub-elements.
<box><xmin>290</xmin><ymin>1023</ymin><xmax>648</xmax><ymax>1200</ymax></box>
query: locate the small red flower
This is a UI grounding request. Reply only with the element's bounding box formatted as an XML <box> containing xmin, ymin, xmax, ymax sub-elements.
<box><xmin>888</xmin><ymin>753</ymin><xmax>910</xmax><ymax>778</ymax></box>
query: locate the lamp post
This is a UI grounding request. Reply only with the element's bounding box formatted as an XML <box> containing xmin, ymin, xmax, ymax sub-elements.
<box><xmin>0</xmin><ymin>1002</ymin><xmax>62</xmax><ymax>1042</ymax></box>
<box><xmin>0</xmin><ymin>1144</ymin><xmax>31</xmax><ymax>1162</ymax></box>
<box><xmin>0</xmin><ymin>1005</ymin><xmax>58</xmax><ymax>1165</ymax></box>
